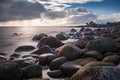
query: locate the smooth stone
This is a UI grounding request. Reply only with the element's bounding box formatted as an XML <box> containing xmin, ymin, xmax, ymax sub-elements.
<box><xmin>37</xmin><ymin>36</ymin><xmax>64</xmax><ymax>48</ymax></box>
<box><xmin>22</xmin><ymin>65</ymin><xmax>42</xmax><ymax>79</ymax></box>
<box><xmin>55</xmin><ymin>43</ymin><xmax>83</xmax><ymax>60</ymax></box>
<box><xmin>102</xmin><ymin>55</ymin><xmax>120</xmax><ymax>65</ymax></box>
<box><xmin>0</xmin><ymin>61</ymin><xmax>23</xmax><ymax>80</ymax></box>
<box><xmin>47</xmin><ymin>70</ymin><xmax>62</xmax><ymax>78</ymax></box>
<box><xmin>83</xmin><ymin>51</ymin><xmax>103</xmax><ymax>61</ymax></box>
<box><xmin>38</xmin><ymin>53</ymin><xmax>56</xmax><ymax>65</ymax></box>
<box><xmin>85</xmin><ymin>38</ymin><xmax>119</xmax><ymax>53</ymax></box>
<box><xmin>10</xmin><ymin>53</ymin><xmax>21</xmax><ymax>58</ymax></box>
<box><xmin>31</xmin><ymin>45</ymin><xmax>54</xmax><ymax>55</ymax></box>
<box><xmin>56</xmin><ymin>33</ymin><xmax>68</xmax><ymax>40</ymax></box>
<box><xmin>0</xmin><ymin>55</ymin><xmax>7</xmax><ymax>61</ymax></box>
<box><xmin>49</xmin><ymin>57</ymin><xmax>67</xmax><ymax>70</ymax></box>
<box><xmin>71</xmin><ymin>66</ymin><xmax>120</xmax><ymax>80</ymax></box>
<box><xmin>32</xmin><ymin>33</ymin><xmax>48</xmax><ymax>41</ymax></box>
<box><xmin>15</xmin><ymin>45</ymin><xmax>35</xmax><ymax>52</ymax></box>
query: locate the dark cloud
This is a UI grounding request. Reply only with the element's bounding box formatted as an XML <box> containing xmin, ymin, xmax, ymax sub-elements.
<box><xmin>0</xmin><ymin>0</ymin><xmax>46</xmax><ymax>22</ymax></box>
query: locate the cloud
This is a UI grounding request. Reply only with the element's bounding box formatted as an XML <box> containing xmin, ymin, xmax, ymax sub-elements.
<box><xmin>0</xmin><ymin>0</ymin><xmax>46</xmax><ymax>22</ymax></box>
<box><xmin>38</xmin><ymin>0</ymin><xmax>103</xmax><ymax>4</ymax></box>
<box><xmin>97</xmin><ymin>13</ymin><xmax>120</xmax><ymax>23</ymax></box>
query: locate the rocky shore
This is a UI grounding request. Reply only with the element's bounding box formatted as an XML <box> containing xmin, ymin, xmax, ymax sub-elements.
<box><xmin>0</xmin><ymin>26</ymin><xmax>120</xmax><ymax>80</ymax></box>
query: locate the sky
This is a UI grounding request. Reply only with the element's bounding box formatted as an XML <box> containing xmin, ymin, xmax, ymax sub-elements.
<box><xmin>0</xmin><ymin>0</ymin><xmax>120</xmax><ymax>26</ymax></box>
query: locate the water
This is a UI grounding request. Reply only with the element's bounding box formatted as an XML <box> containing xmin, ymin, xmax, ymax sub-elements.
<box><xmin>0</xmin><ymin>26</ymin><xmax>80</xmax><ymax>56</ymax></box>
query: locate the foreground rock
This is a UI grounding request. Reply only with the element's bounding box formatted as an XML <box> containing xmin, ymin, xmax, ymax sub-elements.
<box><xmin>55</xmin><ymin>43</ymin><xmax>83</xmax><ymax>60</ymax></box>
<box><xmin>32</xmin><ymin>33</ymin><xmax>48</xmax><ymax>41</ymax></box>
<box><xmin>83</xmin><ymin>51</ymin><xmax>103</xmax><ymax>61</ymax></box>
<box><xmin>85</xmin><ymin>38</ymin><xmax>119</xmax><ymax>53</ymax></box>
<box><xmin>71</xmin><ymin>66</ymin><xmax>120</xmax><ymax>80</ymax></box>
<box><xmin>49</xmin><ymin>57</ymin><xmax>67</xmax><ymax>70</ymax></box>
<box><xmin>22</xmin><ymin>65</ymin><xmax>42</xmax><ymax>79</ymax></box>
<box><xmin>0</xmin><ymin>61</ymin><xmax>23</xmax><ymax>80</ymax></box>
<box><xmin>47</xmin><ymin>70</ymin><xmax>62</xmax><ymax>78</ymax></box>
<box><xmin>37</xmin><ymin>36</ymin><xmax>64</xmax><ymax>48</ymax></box>
<box><xmin>15</xmin><ymin>45</ymin><xmax>35</xmax><ymax>52</ymax></box>
<box><xmin>56</xmin><ymin>33</ymin><xmax>68</xmax><ymax>40</ymax></box>
<box><xmin>38</xmin><ymin>53</ymin><xmax>56</xmax><ymax>65</ymax></box>
<box><xmin>31</xmin><ymin>45</ymin><xmax>54</xmax><ymax>55</ymax></box>
<box><xmin>102</xmin><ymin>55</ymin><xmax>120</xmax><ymax>65</ymax></box>
<box><xmin>60</xmin><ymin>58</ymin><xmax>97</xmax><ymax>77</ymax></box>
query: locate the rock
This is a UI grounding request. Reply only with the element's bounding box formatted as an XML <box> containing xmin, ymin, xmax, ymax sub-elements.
<box><xmin>37</xmin><ymin>36</ymin><xmax>64</xmax><ymax>48</ymax></box>
<box><xmin>0</xmin><ymin>53</ymin><xmax>7</xmax><ymax>56</ymax></box>
<box><xmin>55</xmin><ymin>43</ymin><xmax>83</xmax><ymax>60</ymax></box>
<box><xmin>22</xmin><ymin>65</ymin><xmax>42</xmax><ymax>79</ymax></box>
<box><xmin>84</xmin><ymin>62</ymin><xmax>116</xmax><ymax>67</ymax></box>
<box><xmin>85</xmin><ymin>38</ymin><xmax>119</xmax><ymax>53</ymax></box>
<box><xmin>71</xmin><ymin>66</ymin><xmax>120</xmax><ymax>80</ymax></box>
<box><xmin>60</xmin><ymin>57</ymin><xmax>97</xmax><ymax>77</ymax></box>
<box><xmin>49</xmin><ymin>57</ymin><xmax>67</xmax><ymax>70</ymax></box>
<box><xmin>102</xmin><ymin>55</ymin><xmax>120</xmax><ymax>65</ymax></box>
<box><xmin>75</xmin><ymin>38</ymin><xmax>89</xmax><ymax>49</ymax></box>
<box><xmin>38</xmin><ymin>53</ymin><xmax>56</xmax><ymax>65</ymax></box>
<box><xmin>31</xmin><ymin>45</ymin><xmax>54</xmax><ymax>55</ymax></box>
<box><xmin>47</xmin><ymin>70</ymin><xmax>62</xmax><ymax>78</ymax></box>
<box><xmin>10</xmin><ymin>53</ymin><xmax>21</xmax><ymax>58</ymax></box>
<box><xmin>70</xmin><ymin>28</ymin><xmax>77</xmax><ymax>32</ymax></box>
<box><xmin>56</xmin><ymin>33</ymin><xmax>68</xmax><ymax>40</ymax></box>
<box><xmin>83</xmin><ymin>51</ymin><xmax>103</xmax><ymax>60</ymax></box>
<box><xmin>104</xmin><ymin>52</ymin><xmax>120</xmax><ymax>57</ymax></box>
<box><xmin>0</xmin><ymin>55</ymin><xmax>7</xmax><ymax>61</ymax></box>
<box><xmin>0</xmin><ymin>61</ymin><xmax>23</xmax><ymax>80</ymax></box>
<box><xmin>14</xmin><ymin>59</ymin><xmax>35</xmax><ymax>68</ymax></box>
<box><xmin>15</xmin><ymin>45</ymin><xmax>35</xmax><ymax>52</ymax></box>
<box><xmin>32</xmin><ymin>33</ymin><xmax>48</xmax><ymax>41</ymax></box>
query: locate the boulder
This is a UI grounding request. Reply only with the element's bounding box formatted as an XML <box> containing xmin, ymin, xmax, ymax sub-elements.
<box><xmin>102</xmin><ymin>55</ymin><xmax>120</xmax><ymax>65</ymax></box>
<box><xmin>104</xmin><ymin>52</ymin><xmax>120</xmax><ymax>57</ymax></box>
<box><xmin>59</xmin><ymin>57</ymin><xmax>97</xmax><ymax>77</ymax></box>
<box><xmin>32</xmin><ymin>33</ymin><xmax>48</xmax><ymax>41</ymax></box>
<box><xmin>83</xmin><ymin>51</ymin><xmax>103</xmax><ymax>60</ymax></box>
<box><xmin>56</xmin><ymin>33</ymin><xmax>68</xmax><ymax>40</ymax></box>
<box><xmin>22</xmin><ymin>65</ymin><xmax>42</xmax><ymax>79</ymax></box>
<box><xmin>0</xmin><ymin>61</ymin><xmax>23</xmax><ymax>80</ymax></box>
<box><xmin>71</xmin><ymin>66</ymin><xmax>120</xmax><ymax>80</ymax></box>
<box><xmin>75</xmin><ymin>38</ymin><xmax>89</xmax><ymax>49</ymax></box>
<box><xmin>15</xmin><ymin>45</ymin><xmax>35</xmax><ymax>52</ymax></box>
<box><xmin>85</xmin><ymin>38</ymin><xmax>119</xmax><ymax>53</ymax></box>
<box><xmin>37</xmin><ymin>36</ymin><xmax>64</xmax><ymax>48</ymax></box>
<box><xmin>0</xmin><ymin>55</ymin><xmax>7</xmax><ymax>61</ymax></box>
<box><xmin>55</xmin><ymin>43</ymin><xmax>83</xmax><ymax>60</ymax></box>
<box><xmin>38</xmin><ymin>53</ymin><xmax>56</xmax><ymax>65</ymax></box>
<box><xmin>49</xmin><ymin>57</ymin><xmax>67</xmax><ymax>70</ymax></box>
<box><xmin>31</xmin><ymin>45</ymin><xmax>54</xmax><ymax>55</ymax></box>
<box><xmin>47</xmin><ymin>70</ymin><xmax>62</xmax><ymax>78</ymax></box>
<box><xmin>10</xmin><ymin>53</ymin><xmax>21</xmax><ymax>58</ymax></box>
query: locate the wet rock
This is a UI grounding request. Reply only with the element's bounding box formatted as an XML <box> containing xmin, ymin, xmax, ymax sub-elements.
<box><xmin>22</xmin><ymin>65</ymin><xmax>42</xmax><ymax>79</ymax></box>
<box><xmin>85</xmin><ymin>38</ymin><xmax>119</xmax><ymax>53</ymax></box>
<box><xmin>38</xmin><ymin>53</ymin><xmax>56</xmax><ymax>65</ymax></box>
<box><xmin>0</xmin><ymin>55</ymin><xmax>7</xmax><ymax>61</ymax></box>
<box><xmin>84</xmin><ymin>62</ymin><xmax>116</xmax><ymax>67</ymax></box>
<box><xmin>75</xmin><ymin>38</ymin><xmax>89</xmax><ymax>49</ymax></box>
<box><xmin>71</xmin><ymin>66</ymin><xmax>120</xmax><ymax>80</ymax></box>
<box><xmin>70</xmin><ymin>28</ymin><xmax>77</xmax><ymax>32</ymax></box>
<box><xmin>31</xmin><ymin>45</ymin><xmax>54</xmax><ymax>55</ymax></box>
<box><xmin>60</xmin><ymin>57</ymin><xmax>97</xmax><ymax>77</ymax></box>
<box><xmin>14</xmin><ymin>59</ymin><xmax>37</xmax><ymax>68</ymax></box>
<box><xmin>104</xmin><ymin>52</ymin><xmax>120</xmax><ymax>57</ymax></box>
<box><xmin>47</xmin><ymin>70</ymin><xmax>62</xmax><ymax>78</ymax></box>
<box><xmin>15</xmin><ymin>45</ymin><xmax>35</xmax><ymax>52</ymax></box>
<box><xmin>0</xmin><ymin>53</ymin><xmax>7</xmax><ymax>56</ymax></box>
<box><xmin>56</xmin><ymin>33</ymin><xmax>68</xmax><ymax>40</ymax></box>
<box><xmin>32</xmin><ymin>33</ymin><xmax>48</xmax><ymax>41</ymax></box>
<box><xmin>55</xmin><ymin>43</ymin><xmax>83</xmax><ymax>60</ymax></box>
<box><xmin>37</xmin><ymin>36</ymin><xmax>64</xmax><ymax>48</ymax></box>
<box><xmin>10</xmin><ymin>53</ymin><xmax>21</xmax><ymax>58</ymax></box>
<box><xmin>0</xmin><ymin>61</ymin><xmax>23</xmax><ymax>80</ymax></box>
<box><xmin>83</xmin><ymin>51</ymin><xmax>103</xmax><ymax>60</ymax></box>
<box><xmin>49</xmin><ymin>57</ymin><xmax>67</xmax><ymax>70</ymax></box>
<box><xmin>102</xmin><ymin>55</ymin><xmax>120</xmax><ymax>65</ymax></box>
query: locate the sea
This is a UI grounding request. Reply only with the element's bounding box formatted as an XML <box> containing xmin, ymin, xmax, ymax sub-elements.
<box><xmin>0</xmin><ymin>26</ymin><xmax>81</xmax><ymax>57</ymax></box>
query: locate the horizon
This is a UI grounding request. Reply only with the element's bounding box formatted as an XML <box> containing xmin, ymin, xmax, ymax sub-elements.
<box><xmin>0</xmin><ymin>0</ymin><xmax>120</xmax><ymax>26</ymax></box>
